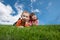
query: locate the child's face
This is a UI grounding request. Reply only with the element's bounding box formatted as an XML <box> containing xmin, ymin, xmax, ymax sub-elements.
<box><xmin>21</xmin><ymin>12</ymin><xmax>30</xmax><ymax>21</ymax></box>
<box><xmin>32</xmin><ymin>15</ymin><xmax>37</xmax><ymax>20</ymax></box>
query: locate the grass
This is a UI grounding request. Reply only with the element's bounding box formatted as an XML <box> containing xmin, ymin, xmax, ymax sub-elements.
<box><xmin>0</xmin><ymin>25</ymin><xmax>60</xmax><ymax>40</ymax></box>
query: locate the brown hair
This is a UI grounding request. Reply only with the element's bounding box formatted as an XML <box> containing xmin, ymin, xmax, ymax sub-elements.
<box><xmin>22</xmin><ymin>11</ymin><xmax>29</xmax><ymax>15</ymax></box>
<box><xmin>30</xmin><ymin>13</ymin><xmax>38</xmax><ymax>21</ymax></box>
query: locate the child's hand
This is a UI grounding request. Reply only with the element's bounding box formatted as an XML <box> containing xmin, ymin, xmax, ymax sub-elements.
<box><xmin>17</xmin><ymin>26</ymin><xmax>24</xmax><ymax>28</ymax></box>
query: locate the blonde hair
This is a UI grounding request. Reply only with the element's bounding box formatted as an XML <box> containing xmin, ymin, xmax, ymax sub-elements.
<box><xmin>22</xmin><ymin>11</ymin><xmax>29</xmax><ymax>14</ymax></box>
<box><xmin>21</xmin><ymin>11</ymin><xmax>30</xmax><ymax>17</ymax></box>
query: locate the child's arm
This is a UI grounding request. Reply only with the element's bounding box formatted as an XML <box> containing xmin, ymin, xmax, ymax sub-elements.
<box><xmin>16</xmin><ymin>20</ymin><xmax>21</xmax><ymax>26</ymax></box>
<box><xmin>33</xmin><ymin>20</ymin><xmax>39</xmax><ymax>26</ymax></box>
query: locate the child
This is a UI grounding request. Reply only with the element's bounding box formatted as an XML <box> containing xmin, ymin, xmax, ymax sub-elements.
<box><xmin>15</xmin><ymin>11</ymin><xmax>30</xmax><ymax>27</ymax></box>
<box><xmin>29</xmin><ymin>13</ymin><xmax>39</xmax><ymax>26</ymax></box>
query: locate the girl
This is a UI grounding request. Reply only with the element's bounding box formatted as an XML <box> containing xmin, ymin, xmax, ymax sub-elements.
<box><xmin>29</xmin><ymin>13</ymin><xmax>39</xmax><ymax>26</ymax></box>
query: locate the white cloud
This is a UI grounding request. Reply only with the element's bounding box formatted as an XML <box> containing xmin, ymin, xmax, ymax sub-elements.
<box><xmin>46</xmin><ymin>2</ymin><xmax>52</xmax><ymax>9</ymax></box>
<box><xmin>32</xmin><ymin>9</ymin><xmax>40</xmax><ymax>13</ymax></box>
<box><xmin>31</xmin><ymin>0</ymin><xmax>36</xmax><ymax>2</ymax></box>
<box><xmin>0</xmin><ymin>2</ymin><xmax>23</xmax><ymax>25</ymax></box>
<box><xmin>14</xmin><ymin>1</ymin><xmax>24</xmax><ymax>19</ymax></box>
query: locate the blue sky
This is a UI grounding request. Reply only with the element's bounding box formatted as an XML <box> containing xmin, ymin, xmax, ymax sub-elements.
<box><xmin>0</xmin><ymin>0</ymin><xmax>60</xmax><ymax>25</ymax></box>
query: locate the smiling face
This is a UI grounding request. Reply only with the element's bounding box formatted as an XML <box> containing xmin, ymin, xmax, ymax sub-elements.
<box><xmin>30</xmin><ymin>13</ymin><xmax>37</xmax><ymax>21</ymax></box>
<box><xmin>32</xmin><ymin>15</ymin><xmax>37</xmax><ymax>20</ymax></box>
<box><xmin>21</xmin><ymin>11</ymin><xmax>30</xmax><ymax>21</ymax></box>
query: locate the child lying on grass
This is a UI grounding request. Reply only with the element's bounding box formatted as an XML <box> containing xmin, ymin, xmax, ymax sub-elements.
<box><xmin>29</xmin><ymin>13</ymin><xmax>39</xmax><ymax>26</ymax></box>
<box><xmin>13</xmin><ymin>11</ymin><xmax>39</xmax><ymax>27</ymax></box>
<box><xmin>14</xmin><ymin>11</ymin><xmax>30</xmax><ymax>28</ymax></box>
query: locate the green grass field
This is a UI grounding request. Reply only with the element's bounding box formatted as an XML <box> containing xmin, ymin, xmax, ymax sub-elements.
<box><xmin>0</xmin><ymin>25</ymin><xmax>60</xmax><ymax>40</ymax></box>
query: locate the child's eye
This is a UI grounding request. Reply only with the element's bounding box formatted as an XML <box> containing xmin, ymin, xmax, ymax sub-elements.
<box><xmin>26</xmin><ymin>16</ymin><xmax>28</xmax><ymax>17</ymax></box>
<box><xmin>22</xmin><ymin>15</ymin><xmax>25</xmax><ymax>17</ymax></box>
<box><xmin>22</xmin><ymin>15</ymin><xmax>28</xmax><ymax>18</ymax></box>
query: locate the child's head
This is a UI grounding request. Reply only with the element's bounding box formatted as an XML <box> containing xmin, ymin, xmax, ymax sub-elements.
<box><xmin>30</xmin><ymin>13</ymin><xmax>37</xmax><ymax>21</ymax></box>
<box><xmin>21</xmin><ymin>11</ymin><xmax>30</xmax><ymax>21</ymax></box>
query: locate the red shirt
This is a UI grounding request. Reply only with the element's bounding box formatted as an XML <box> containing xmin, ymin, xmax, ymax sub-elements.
<box><xmin>16</xmin><ymin>19</ymin><xmax>30</xmax><ymax>27</ymax></box>
<box><xmin>29</xmin><ymin>20</ymin><xmax>39</xmax><ymax>26</ymax></box>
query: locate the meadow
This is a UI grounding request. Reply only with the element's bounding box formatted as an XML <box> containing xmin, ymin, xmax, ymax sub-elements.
<box><xmin>0</xmin><ymin>25</ymin><xmax>60</xmax><ymax>40</ymax></box>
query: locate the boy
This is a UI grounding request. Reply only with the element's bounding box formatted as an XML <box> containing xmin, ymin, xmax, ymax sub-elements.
<box><xmin>16</xmin><ymin>11</ymin><xmax>30</xmax><ymax>27</ymax></box>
